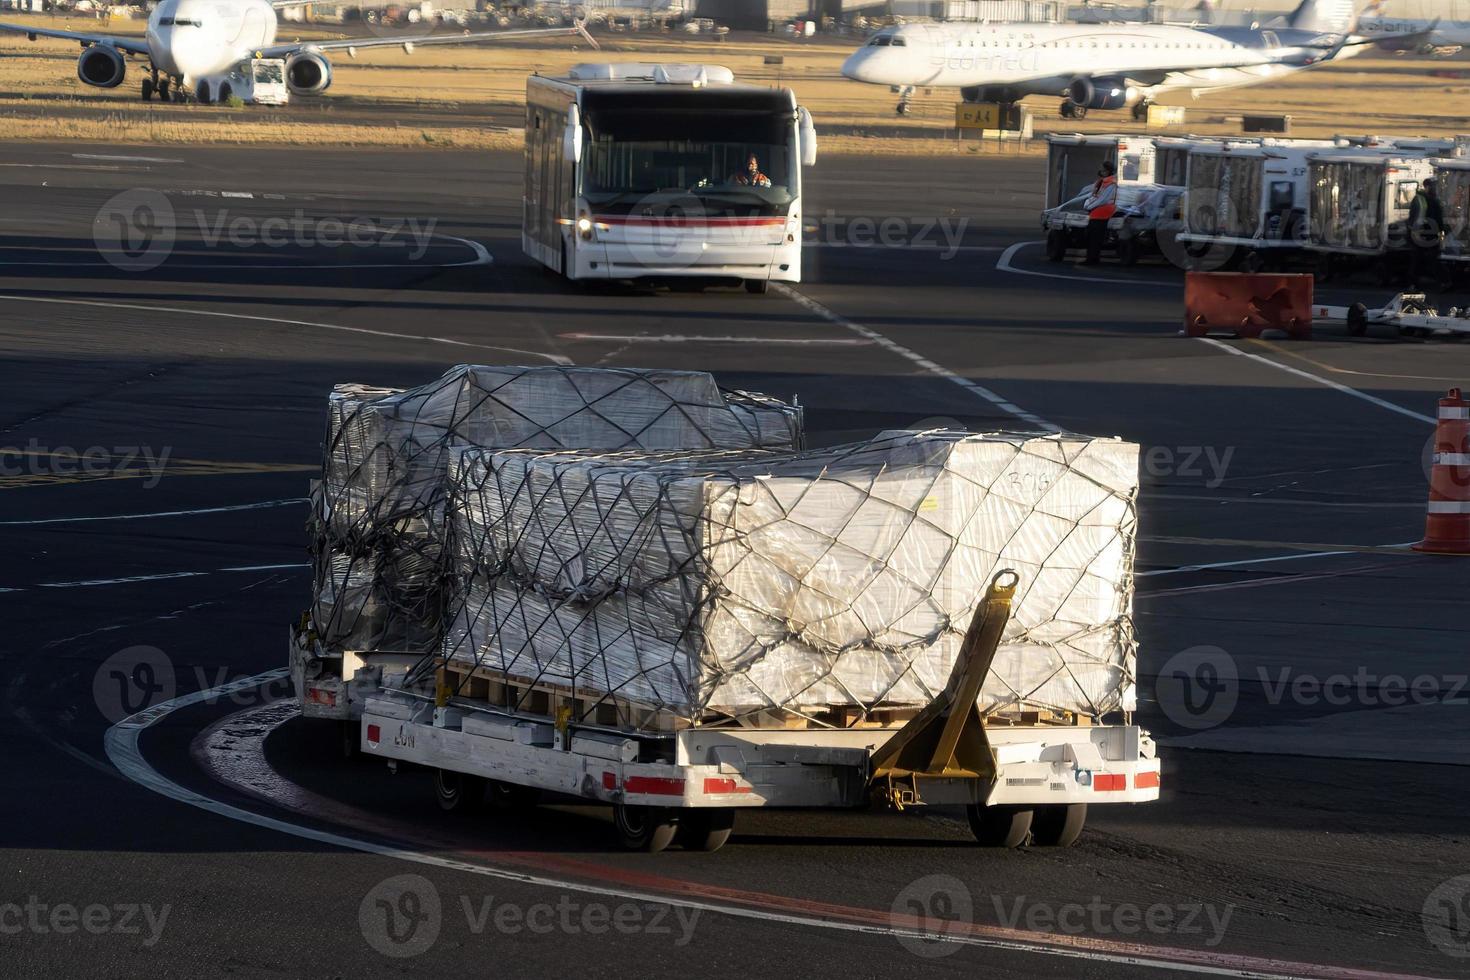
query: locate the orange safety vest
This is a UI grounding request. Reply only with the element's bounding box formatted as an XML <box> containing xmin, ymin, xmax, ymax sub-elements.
<box><xmin>1089</xmin><ymin>175</ymin><xmax>1118</xmax><ymax>220</ymax></box>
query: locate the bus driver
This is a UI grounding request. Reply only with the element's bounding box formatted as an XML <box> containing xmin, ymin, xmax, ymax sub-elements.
<box><xmin>734</xmin><ymin>153</ymin><xmax>772</xmax><ymax>188</ymax></box>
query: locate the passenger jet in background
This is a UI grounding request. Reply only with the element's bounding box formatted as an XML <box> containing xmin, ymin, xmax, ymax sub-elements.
<box><xmin>842</xmin><ymin>0</ymin><xmax>1378</xmax><ymax>118</ymax></box>
<box><xmin>0</xmin><ymin>0</ymin><xmax>593</xmax><ymax>103</ymax></box>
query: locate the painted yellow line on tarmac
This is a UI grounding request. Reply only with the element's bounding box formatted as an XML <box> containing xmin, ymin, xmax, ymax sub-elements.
<box><xmin>1249</xmin><ymin>338</ymin><xmax>1461</xmax><ymax>383</ymax></box>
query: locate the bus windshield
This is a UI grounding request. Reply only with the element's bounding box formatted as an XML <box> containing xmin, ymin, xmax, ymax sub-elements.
<box><xmin>580</xmin><ymin>107</ymin><xmax>796</xmax><ymax>216</ymax></box>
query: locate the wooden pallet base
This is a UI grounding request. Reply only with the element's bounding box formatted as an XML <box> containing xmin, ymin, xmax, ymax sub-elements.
<box><xmin>438</xmin><ymin>661</ymin><xmax>1095</xmax><ymax>733</ymax></box>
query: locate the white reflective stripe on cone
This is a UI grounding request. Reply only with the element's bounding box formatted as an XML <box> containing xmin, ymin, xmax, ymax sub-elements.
<box><xmin>1427</xmin><ymin>500</ymin><xmax>1470</xmax><ymax>513</ymax></box>
<box><xmin>1440</xmin><ymin>407</ymin><xmax>1470</xmax><ymax>419</ymax></box>
<box><xmin>1435</xmin><ymin>453</ymin><xmax>1470</xmax><ymax>466</ymax></box>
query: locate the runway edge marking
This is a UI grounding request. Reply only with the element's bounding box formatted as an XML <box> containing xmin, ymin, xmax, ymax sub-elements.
<box><xmin>772</xmin><ymin>284</ymin><xmax>1061</xmax><ymax>433</ymax></box>
<box><xmin>103</xmin><ymin>673</ymin><xmax>1448</xmax><ymax>980</ymax></box>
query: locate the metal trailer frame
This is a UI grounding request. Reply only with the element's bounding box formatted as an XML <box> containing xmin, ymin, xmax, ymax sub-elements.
<box><xmin>1175</xmin><ymin>138</ymin><xmax>1337</xmax><ymax>269</ymax></box>
<box><xmin>1043</xmin><ymin>134</ymin><xmax>1159</xmax><ymax>211</ymax></box>
<box><xmin>1432</xmin><ymin>157</ymin><xmax>1470</xmax><ymax>268</ymax></box>
<box><xmin>352</xmin><ymin>573</ymin><xmax>1161</xmax><ymax>851</ymax></box>
<box><xmin>1313</xmin><ymin>292</ymin><xmax>1470</xmax><ymax>339</ymax></box>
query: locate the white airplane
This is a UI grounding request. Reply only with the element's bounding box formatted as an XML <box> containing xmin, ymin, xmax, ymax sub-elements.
<box><xmin>0</xmin><ymin>0</ymin><xmax>593</xmax><ymax>103</ymax></box>
<box><xmin>841</xmin><ymin>0</ymin><xmax>1382</xmax><ymax>119</ymax></box>
<box><xmin>1356</xmin><ymin>0</ymin><xmax>1467</xmax><ymax>55</ymax></box>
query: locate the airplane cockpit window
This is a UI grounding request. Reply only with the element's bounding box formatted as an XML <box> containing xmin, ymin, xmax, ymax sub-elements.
<box><xmin>159</xmin><ymin>16</ymin><xmax>173</xmax><ymax>24</ymax></box>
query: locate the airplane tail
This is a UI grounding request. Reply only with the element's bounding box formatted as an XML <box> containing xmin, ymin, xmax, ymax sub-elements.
<box><xmin>1287</xmin><ymin>0</ymin><xmax>1358</xmax><ymax>33</ymax></box>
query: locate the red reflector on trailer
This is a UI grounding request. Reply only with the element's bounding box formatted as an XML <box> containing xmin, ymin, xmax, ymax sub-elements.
<box><xmin>1135</xmin><ymin>771</ymin><xmax>1160</xmax><ymax>789</ymax></box>
<box><xmin>366</xmin><ymin>724</ymin><xmax>380</xmax><ymax>745</ymax></box>
<box><xmin>307</xmin><ymin>687</ymin><xmax>336</xmax><ymax>707</ymax></box>
<box><xmin>703</xmin><ymin>777</ymin><xmax>740</xmax><ymax>795</ymax></box>
<box><xmin>1093</xmin><ymin>773</ymin><xmax>1126</xmax><ymax>791</ymax></box>
<box><xmin>602</xmin><ymin>771</ymin><xmax>616</xmax><ymax>791</ymax></box>
<box><xmin>624</xmin><ymin>776</ymin><xmax>685</xmax><ymax>796</ymax></box>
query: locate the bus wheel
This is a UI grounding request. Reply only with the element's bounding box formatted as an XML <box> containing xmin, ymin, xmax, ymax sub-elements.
<box><xmin>1030</xmin><ymin>803</ymin><xmax>1087</xmax><ymax>847</ymax></box>
<box><xmin>613</xmin><ymin>804</ymin><xmax>679</xmax><ymax>853</ymax></box>
<box><xmin>966</xmin><ymin>804</ymin><xmax>1032</xmax><ymax>847</ymax></box>
<box><xmin>744</xmin><ymin>279</ymin><xmax>769</xmax><ymax>295</ymax></box>
<box><xmin>434</xmin><ymin>768</ymin><xmax>485</xmax><ymax>814</ymax></box>
<box><xmin>676</xmin><ymin>808</ymin><xmax>735</xmax><ymax>852</ymax></box>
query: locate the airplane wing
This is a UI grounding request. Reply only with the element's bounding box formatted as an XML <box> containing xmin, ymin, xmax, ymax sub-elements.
<box><xmin>0</xmin><ymin>21</ymin><xmax>150</xmax><ymax>55</ymax></box>
<box><xmin>255</xmin><ymin>23</ymin><xmax>597</xmax><ymax>59</ymax></box>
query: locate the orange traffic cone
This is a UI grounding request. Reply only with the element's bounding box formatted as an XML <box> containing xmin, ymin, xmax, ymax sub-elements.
<box><xmin>1414</xmin><ymin>387</ymin><xmax>1470</xmax><ymax>555</ymax></box>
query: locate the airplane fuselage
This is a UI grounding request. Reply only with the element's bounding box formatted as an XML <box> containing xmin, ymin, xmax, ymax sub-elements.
<box><xmin>143</xmin><ymin>0</ymin><xmax>278</xmax><ymax>80</ymax></box>
<box><xmin>842</xmin><ymin>22</ymin><xmax>1346</xmax><ymax>102</ymax></box>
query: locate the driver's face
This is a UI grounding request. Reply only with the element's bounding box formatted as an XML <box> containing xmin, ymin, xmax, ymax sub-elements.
<box><xmin>747</xmin><ymin>156</ymin><xmax>759</xmax><ymax>173</ymax></box>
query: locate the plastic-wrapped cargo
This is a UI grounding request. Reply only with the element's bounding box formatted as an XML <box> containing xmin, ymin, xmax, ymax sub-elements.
<box><xmin>442</xmin><ymin>430</ymin><xmax>1139</xmax><ymax>726</ymax></box>
<box><xmin>309</xmin><ymin>365</ymin><xmax>805</xmax><ymax>654</ymax></box>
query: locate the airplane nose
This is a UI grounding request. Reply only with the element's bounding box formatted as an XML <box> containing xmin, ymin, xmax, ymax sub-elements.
<box><xmin>841</xmin><ymin>49</ymin><xmax>875</xmax><ymax>83</ymax></box>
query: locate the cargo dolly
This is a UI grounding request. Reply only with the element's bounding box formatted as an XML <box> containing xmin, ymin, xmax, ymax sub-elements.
<box><xmin>1312</xmin><ymin>293</ymin><xmax>1470</xmax><ymax>339</ymax></box>
<box><xmin>323</xmin><ymin>572</ymin><xmax>1160</xmax><ymax>853</ymax></box>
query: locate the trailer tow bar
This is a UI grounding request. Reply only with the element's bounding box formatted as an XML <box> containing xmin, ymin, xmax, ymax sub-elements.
<box><xmin>867</xmin><ymin>569</ymin><xmax>1017</xmax><ymax>811</ymax></box>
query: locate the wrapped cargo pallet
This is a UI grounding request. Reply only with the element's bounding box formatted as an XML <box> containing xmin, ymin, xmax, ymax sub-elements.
<box><xmin>310</xmin><ymin>365</ymin><xmax>805</xmax><ymax>655</ymax></box>
<box><xmin>442</xmin><ymin>430</ymin><xmax>1139</xmax><ymax>728</ymax></box>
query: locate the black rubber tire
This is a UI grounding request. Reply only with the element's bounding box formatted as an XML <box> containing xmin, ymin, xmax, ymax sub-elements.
<box><xmin>434</xmin><ymin>769</ymin><xmax>485</xmax><ymax>814</ymax></box>
<box><xmin>195</xmin><ymin>81</ymin><xmax>212</xmax><ymax>105</ymax></box>
<box><xmin>1030</xmin><ymin>803</ymin><xmax>1088</xmax><ymax>847</ymax></box>
<box><xmin>966</xmin><ymin>804</ymin><xmax>1032</xmax><ymax>847</ymax></box>
<box><xmin>744</xmin><ymin>279</ymin><xmax>770</xmax><ymax>294</ymax></box>
<box><xmin>1116</xmin><ymin>236</ymin><xmax>1140</xmax><ymax>267</ymax></box>
<box><xmin>1238</xmin><ymin>249</ymin><xmax>1265</xmax><ymax>274</ymax></box>
<box><xmin>613</xmin><ymin>804</ymin><xmax>679</xmax><ymax>853</ymax></box>
<box><xmin>486</xmin><ymin>779</ymin><xmax>540</xmax><ymax>811</ymax></box>
<box><xmin>675</xmin><ymin>808</ymin><xmax>735</xmax><ymax>852</ymax></box>
<box><xmin>339</xmin><ymin>719</ymin><xmax>359</xmax><ymax>759</ymax></box>
<box><xmin>1346</xmin><ymin>302</ymin><xmax>1369</xmax><ymax>338</ymax></box>
<box><xmin>218</xmin><ymin>83</ymin><xmax>233</xmax><ymax>104</ymax></box>
<box><xmin>1045</xmin><ymin>230</ymin><xmax>1067</xmax><ymax>262</ymax></box>
<box><xmin>158</xmin><ymin>79</ymin><xmax>170</xmax><ymax>101</ymax></box>
<box><xmin>141</xmin><ymin>77</ymin><xmax>153</xmax><ymax>101</ymax></box>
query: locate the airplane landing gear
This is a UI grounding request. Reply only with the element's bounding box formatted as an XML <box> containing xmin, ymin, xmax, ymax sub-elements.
<box><xmin>1059</xmin><ymin>100</ymin><xmax>1087</xmax><ymax>120</ymax></box>
<box><xmin>141</xmin><ymin>77</ymin><xmax>153</xmax><ymax>101</ymax></box>
<box><xmin>158</xmin><ymin>77</ymin><xmax>171</xmax><ymax>101</ymax></box>
<box><xmin>1132</xmin><ymin>99</ymin><xmax>1152</xmax><ymax>122</ymax></box>
<box><xmin>895</xmin><ymin>85</ymin><xmax>914</xmax><ymax>116</ymax></box>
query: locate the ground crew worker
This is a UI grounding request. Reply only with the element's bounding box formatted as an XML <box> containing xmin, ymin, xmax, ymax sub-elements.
<box><xmin>1408</xmin><ymin>177</ymin><xmax>1445</xmax><ymax>288</ymax></box>
<box><xmin>1082</xmin><ymin>160</ymin><xmax>1118</xmax><ymax>266</ymax></box>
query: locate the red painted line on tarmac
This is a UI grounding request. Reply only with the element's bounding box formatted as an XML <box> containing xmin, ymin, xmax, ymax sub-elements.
<box><xmin>194</xmin><ymin>699</ymin><xmax>1444</xmax><ymax>980</ymax></box>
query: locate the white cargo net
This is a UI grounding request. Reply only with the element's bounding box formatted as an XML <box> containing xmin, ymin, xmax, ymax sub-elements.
<box><xmin>310</xmin><ymin>364</ymin><xmax>805</xmax><ymax>656</ymax></box>
<box><xmin>442</xmin><ymin>429</ymin><xmax>1139</xmax><ymax>727</ymax></box>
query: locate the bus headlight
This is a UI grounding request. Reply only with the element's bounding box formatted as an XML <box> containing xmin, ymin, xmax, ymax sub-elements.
<box><xmin>577</xmin><ymin>214</ymin><xmax>594</xmax><ymax>241</ymax></box>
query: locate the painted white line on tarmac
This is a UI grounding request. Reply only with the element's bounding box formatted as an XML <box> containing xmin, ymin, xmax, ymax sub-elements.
<box><xmin>1197</xmin><ymin>338</ymin><xmax>1437</xmax><ymax>426</ymax></box>
<box><xmin>106</xmin><ymin>674</ymin><xmax>1424</xmax><ymax>980</ymax></box>
<box><xmin>559</xmin><ymin>332</ymin><xmax>872</xmax><ymax>346</ymax></box>
<box><xmin>806</xmin><ymin>243</ymin><xmax>1004</xmax><ymax>253</ymax></box>
<box><xmin>0</xmin><ymin>231</ymin><xmax>493</xmax><ymax>271</ymax></box>
<box><xmin>73</xmin><ymin>153</ymin><xmax>182</xmax><ymax>164</ymax></box>
<box><xmin>1138</xmin><ymin>542</ymin><xmax>1417</xmax><ymax>578</ymax></box>
<box><xmin>5</xmin><ymin>562</ymin><xmax>309</xmax><ymax>592</ymax></box>
<box><xmin>996</xmin><ymin>241</ymin><xmax>1176</xmax><ymax>287</ymax></box>
<box><xmin>773</xmin><ymin>284</ymin><xmax>1061</xmax><ymax>433</ymax></box>
<box><xmin>0</xmin><ymin>498</ymin><xmax>305</xmax><ymax>526</ymax></box>
<box><xmin>0</xmin><ymin>294</ymin><xmax>570</xmax><ymax>365</ymax></box>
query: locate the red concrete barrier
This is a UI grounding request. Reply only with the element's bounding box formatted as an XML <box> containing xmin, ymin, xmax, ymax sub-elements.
<box><xmin>1183</xmin><ymin>272</ymin><xmax>1313</xmax><ymax>339</ymax></box>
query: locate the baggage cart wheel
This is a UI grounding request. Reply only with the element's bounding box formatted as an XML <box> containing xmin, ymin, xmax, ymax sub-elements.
<box><xmin>966</xmin><ymin>804</ymin><xmax>1032</xmax><ymax>847</ymax></box>
<box><xmin>1116</xmin><ymin>236</ymin><xmax>1140</xmax><ymax>267</ymax></box>
<box><xmin>613</xmin><ymin>804</ymin><xmax>680</xmax><ymax>853</ymax></box>
<box><xmin>1346</xmin><ymin>303</ymin><xmax>1369</xmax><ymax>337</ymax></box>
<box><xmin>1045</xmin><ymin>230</ymin><xmax>1067</xmax><ymax>262</ymax></box>
<box><xmin>434</xmin><ymin>768</ymin><xmax>485</xmax><ymax>814</ymax></box>
<box><xmin>339</xmin><ymin>719</ymin><xmax>359</xmax><ymax>759</ymax></box>
<box><xmin>744</xmin><ymin>279</ymin><xmax>769</xmax><ymax>295</ymax></box>
<box><xmin>486</xmin><ymin>779</ymin><xmax>540</xmax><ymax>811</ymax></box>
<box><xmin>676</xmin><ymin>808</ymin><xmax>735</xmax><ymax>852</ymax></box>
<box><xmin>1030</xmin><ymin>803</ymin><xmax>1087</xmax><ymax>847</ymax></box>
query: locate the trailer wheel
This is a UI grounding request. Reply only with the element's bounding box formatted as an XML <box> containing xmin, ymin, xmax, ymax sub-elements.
<box><xmin>434</xmin><ymin>768</ymin><xmax>485</xmax><ymax>814</ymax></box>
<box><xmin>613</xmin><ymin>804</ymin><xmax>679</xmax><ymax>853</ymax></box>
<box><xmin>1116</xmin><ymin>236</ymin><xmax>1140</xmax><ymax>267</ymax></box>
<box><xmin>966</xmin><ymin>804</ymin><xmax>1032</xmax><ymax>847</ymax></box>
<box><xmin>1346</xmin><ymin>303</ymin><xmax>1369</xmax><ymax>337</ymax></box>
<box><xmin>744</xmin><ymin>279</ymin><xmax>769</xmax><ymax>295</ymax></box>
<box><xmin>676</xmin><ymin>808</ymin><xmax>735</xmax><ymax>852</ymax></box>
<box><xmin>1030</xmin><ymin>803</ymin><xmax>1087</xmax><ymax>847</ymax></box>
<box><xmin>1045</xmin><ymin>230</ymin><xmax>1067</xmax><ymax>262</ymax></box>
<box><xmin>339</xmin><ymin>719</ymin><xmax>359</xmax><ymax>759</ymax></box>
<box><xmin>486</xmin><ymin>779</ymin><xmax>540</xmax><ymax>811</ymax></box>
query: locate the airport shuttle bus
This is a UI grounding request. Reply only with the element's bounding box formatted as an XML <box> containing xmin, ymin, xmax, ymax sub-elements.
<box><xmin>524</xmin><ymin>63</ymin><xmax>817</xmax><ymax>293</ymax></box>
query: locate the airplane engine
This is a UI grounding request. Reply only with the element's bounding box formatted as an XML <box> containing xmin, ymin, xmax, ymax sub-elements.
<box><xmin>1068</xmin><ymin>76</ymin><xmax>1130</xmax><ymax>111</ymax></box>
<box><xmin>286</xmin><ymin>52</ymin><xmax>333</xmax><ymax>95</ymax></box>
<box><xmin>76</xmin><ymin>46</ymin><xmax>125</xmax><ymax>89</ymax></box>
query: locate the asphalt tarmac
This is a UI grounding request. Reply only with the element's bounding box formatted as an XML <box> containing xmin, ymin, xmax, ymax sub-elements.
<box><xmin>2</xmin><ymin>141</ymin><xmax>1468</xmax><ymax>979</ymax></box>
